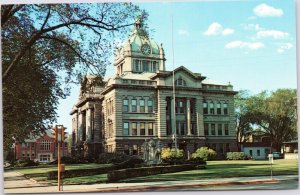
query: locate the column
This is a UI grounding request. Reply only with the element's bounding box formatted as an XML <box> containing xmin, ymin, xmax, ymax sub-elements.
<box><xmin>78</xmin><ymin>110</ymin><xmax>83</xmax><ymax>142</ymax></box>
<box><xmin>170</xmin><ymin>97</ymin><xmax>176</xmax><ymax>135</ymax></box>
<box><xmin>186</xmin><ymin>98</ymin><xmax>191</xmax><ymax>135</ymax></box>
<box><xmin>86</xmin><ymin>106</ymin><xmax>92</xmax><ymax>144</ymax></box>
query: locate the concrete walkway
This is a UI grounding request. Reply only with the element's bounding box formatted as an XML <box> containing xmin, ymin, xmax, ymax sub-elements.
<box><xmin>3</xmin><ymin>170</ymin><xmax>299</xmax><ymax>194</ymax></box>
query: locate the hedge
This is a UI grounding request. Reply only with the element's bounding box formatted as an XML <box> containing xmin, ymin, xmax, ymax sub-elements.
<box><xmin>226</xmin><ymin>152</ymin><xmax>247</xmax><ymax>160</ymax></box>
<box><xmin>107</xmin><ymin>164</ymin><xmax>198</xmax><ymax>182</ymax></box>
<box><xmin>47</xmin><ymin>158</ymin><xmax>144</xmax><ymax>180</ymax></box>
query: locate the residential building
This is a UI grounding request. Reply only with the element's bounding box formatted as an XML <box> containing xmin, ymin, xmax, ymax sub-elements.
<box><xmin>70</xmin><ymin>18</ymin><xmax>238</xmax><ymax>158</ymax></box>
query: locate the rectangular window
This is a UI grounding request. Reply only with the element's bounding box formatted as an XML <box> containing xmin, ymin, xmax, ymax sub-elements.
<box><xmin>249</xmin><ymin>150</ymin><xmax>253</xmax><ymax>156</ymax></box>
<box><xmin>217</xmin><ymin>103</ymin><xmax>221</xmax><ymax>115</ymax></box>
<box><xmin>142</xmin><ymin>60</ymin><xmax>149</xmax><ymax>72</ymax></box>
<box><xmin>223</xmin><ymin>103</ymin><xmax>228</xmax><ymax>115</ymax></box>
<box><xmin>210</xmin><ymin>102</ymin><xmax>214</xmax><ymax>114</ymax></box>
<box><xmin>148</xmin><ymin>100</ymin><xmax>153</xmax><ymax>112</ymax></box>
<box><xmin>123</xmin><ymin>99</ymin><xmax>128</xmax><ymax>113</ymax></box>
<box><xmin>131</xmin><ymin>99</ymin><xmax>137</xmax><ymax>112</ymax></box>
<box><xmin>124</xmin><ymin>145</ymin><xmax>129</xmax><ymax>155</ymax></box>
<box><xmin>224</xmin><ymin>124</ymin><xmax>229</xmax><ymax>135</ymax></box>
<box><xmin>211</xmin><ymin>124</ymin><xmax>215</xmax><ymax>135</ymax></box>
<box><xmin>257</xmin><ymin>150</ymin><xmax>261</xmax><ymax>156</ymax></box>
<box><xmin>180</xmin><ymin>123</ymin><xmax>186</xmax><ymax>135</ymax></box>
<box><xmin>132</xmin><ymin>122</ymin><xmax>137</xmax><ymax>136</ymax></box>
<box><xmin>148</xmin><ymin>123</ymin><xmax>153</xmax><ymax>135</ymax></box>
<box><xmin>218</xmin><ymin>124</ymin><xmax>222</xmax><ymax>135</ymax></box>
<box><xmin>140</xmin><ymin>123</ymin><xmax>145</xmax><ymax>135</ymax></box>
<box><xmin>139</xmin><ymin>80</ymin><xmax>145</xmax><ymax>85</ymax></box>
<box><xmin>134</xmin><ymin>59</ymin><xmax>140</xmax><ymax>72</ymax></box>
<box><xmin>191</xmin><ymin>123</ymin><xmax>196</xmax><ymax>135</ymax></box>
<box><xmin>139</xmin><ymin>99</ymin><xmax>145</xmax><ymax>112</ymax></box>
<box><xmin>133</xmin><ymin>145</ymin><xmax>138</xmax><ymax>155</ymax></box>
<box><xmin>152</xmin><ymin>61</ymin><xmax>157</xmax><ymax>72</ymax></box>
<box><xmin>123</xmin><ymin>122</ymin><xmax>129</xmax><ymax>135</ymax></box>
<box><xmin>203</xmin><ymin>102</ymin><xmax>208</xmax><ymax>114</ymax></box>
<box><xmin>204</xmin><ymin>123</ymin><xmax>209</xmax><ymax>135</ymax></box>
<box><xmin>176</xmin><ymin>100</ymin><xmax>184</xmax><ymax>114</ymax></box>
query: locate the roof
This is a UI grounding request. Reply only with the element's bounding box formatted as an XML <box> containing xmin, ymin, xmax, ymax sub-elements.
<box><xmin>241</xmin><ymin>142</ymin><xmax>271</xmax><ymax>147</ymax></box>
<box><xmin>120</xmin><ymin>72</ymin><xmax>156</xmax><ymax>80</ymax></box>
<box><xmin>202</xmin><ymin>78</ymin><xmax>228</xmax><ymax>86</ymax></box>
<box><xmin>150</xmin><ymin>66</ymin><xmax>206</xmax><ymax>80</ymax></box>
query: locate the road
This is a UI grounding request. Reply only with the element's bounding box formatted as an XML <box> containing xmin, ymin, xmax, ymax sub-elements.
<box><xmin>3</xmin><ymin>170</ymin><xmax>299</xmax><ymax>194</ymax></box>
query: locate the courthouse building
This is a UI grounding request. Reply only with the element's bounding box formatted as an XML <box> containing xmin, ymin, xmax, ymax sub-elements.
<box><xmin>70</xmin><ymin>18</ymin><xmax>238</xmax><ymax>158</ymax></box>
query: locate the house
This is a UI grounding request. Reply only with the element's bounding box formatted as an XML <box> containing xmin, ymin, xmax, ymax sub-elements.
<box><xmin>14</xmin><ymin>129</ymin><xmax>69</xmax><ymax>163</ymax></box>
<box><xmin>282</xmin><ymin>140</ymin><xmax>298</xmax><ymax>159</ymax></box>
<box><xmin>70</xmin><ymin>18</ymin><xmax>238</xmax><ymax>159</ymax></box>
<box><xmin>241</xmin><ymin>142</ymin><xmax>271</xmax><ymax>160</ymax></box>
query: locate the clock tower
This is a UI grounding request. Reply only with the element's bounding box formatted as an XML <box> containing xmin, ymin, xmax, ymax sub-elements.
<box><xmin>114</xmin><ymin>16</ymin><xmax>166</xmax><ymax>75</ymax></box>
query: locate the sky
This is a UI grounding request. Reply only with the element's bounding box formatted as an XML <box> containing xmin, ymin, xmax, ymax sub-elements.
<box><xmin>29</xmin><ymin>0</ymin><xmax>296</xmax><ymax>133</ymax></box>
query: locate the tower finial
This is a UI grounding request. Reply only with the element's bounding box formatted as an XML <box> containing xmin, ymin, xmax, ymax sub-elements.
<box><xmin>135</xmin><ymin>16</ymin><xmax>143</xmax><ymax>29</ymax></box>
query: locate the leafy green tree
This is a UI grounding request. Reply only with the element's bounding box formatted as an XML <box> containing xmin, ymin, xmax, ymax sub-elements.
<box><xmin>250</xmin><ymin>89</ymin><xmax>297</xmax><ymax>151</ymax></box>
<box><xmin>2</xmin><ymin>3</ymin><xmax>147</xmax><ymax>150</ymax></box>
<box><xmin>191</xmin><ymin>147</ymin><xmax>216</xmax><ymax>161</ymax></box>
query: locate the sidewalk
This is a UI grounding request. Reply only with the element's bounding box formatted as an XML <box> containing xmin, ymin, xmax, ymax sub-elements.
<box><xmin>3</xmin><ymin>170</ymin><xmax>299</xmax><ymax>194</ymax></box>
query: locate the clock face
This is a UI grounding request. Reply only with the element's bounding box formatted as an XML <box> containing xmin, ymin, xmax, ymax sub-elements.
<box><xmin>141</xmin><ymin>44</ymin><xmax>151</xmax><ymax>55</ymax></box>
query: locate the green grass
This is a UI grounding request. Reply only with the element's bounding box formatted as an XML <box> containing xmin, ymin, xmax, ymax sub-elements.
<box><xmin>12</xmin><ymin>159</ymin><xmax>298</xmax><ymax>185</ymax></box>
<box><xmin>15</xmin><ymin>163</ymin><xmax>111</xmax><ymax>184</ymax></box>
<box><xmin>122</xmin><ymin>159</ymin><xmax>299</xmax><ymax>183</ymax></box>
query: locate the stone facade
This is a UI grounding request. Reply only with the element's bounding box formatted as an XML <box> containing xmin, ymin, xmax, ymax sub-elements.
<box><xmin>70</xmin><ymin>18</ymin><xmax>238</xmax><ymax>158</ymax></box>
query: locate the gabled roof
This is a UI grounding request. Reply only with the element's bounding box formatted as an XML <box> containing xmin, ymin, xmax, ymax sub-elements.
<box><xmin>150</xmin><ymin>66</ymin><xmax>206</xmax><ymax>80</ymax></box>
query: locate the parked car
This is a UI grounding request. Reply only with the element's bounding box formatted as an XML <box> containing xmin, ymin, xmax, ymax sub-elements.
<box><xmin>272</xmin><ymin>152</ymin><xmax>283</xmax><ymax>159</ymax></box>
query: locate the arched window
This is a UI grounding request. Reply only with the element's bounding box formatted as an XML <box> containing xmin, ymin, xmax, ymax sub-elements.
<box><xmin>175</xmin><ymin>77</ymin><xmax>187</xmax><ymax>86</ymax></box>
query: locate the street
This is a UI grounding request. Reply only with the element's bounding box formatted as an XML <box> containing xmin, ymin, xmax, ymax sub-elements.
<box><xmin>3</xmin><ymin>170</ymin><xmax>299</xmax><ymax>194</ymax></box>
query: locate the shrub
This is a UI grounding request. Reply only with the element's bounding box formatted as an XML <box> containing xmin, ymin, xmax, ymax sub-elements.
<box><xmin>15</xmin><ymin>158</ymin><xmax>39</xmax><ymax>167</ymax></box>
<box><xmin>226</xmin><ymin>152</ymin><xmax>246</xmax><ymax>160</ymax></box>
<box><xmin>97</xmin><ymin>153</ymin><xmax>130</xmax><ymax>164</ymax></box>
<box><xmin>192</xmin><ymin>147</ymin><xmax>216</xmax><ymax>161</ymax></box>
<box><xmin>161</xmin><ymin>148</ymin><xmax>185</xmax><ymax>164</ymax></box>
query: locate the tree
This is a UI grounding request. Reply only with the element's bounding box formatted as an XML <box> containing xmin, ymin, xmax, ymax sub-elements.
<box><xmin>2</xmin><ymin>3</ymin><xmax>147</xmax><ymax>150</ymax></box>
<box><xmin>251</xmin><ymin>89</ymin><xmax>297</xmax><ymax>151</ymax></box>
<box><xmin>235</xmin><ymin>90</ymin><xmax>255</xmax><ymax>151</ymax></box>
<box><xmin>191</xmin><ymin>147</ymin><xmax>216</xmax><ymax>161</ymax></box>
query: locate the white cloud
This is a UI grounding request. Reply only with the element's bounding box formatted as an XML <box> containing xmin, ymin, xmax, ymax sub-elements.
<box><xmin>204</xmin><ymin>22</ymin><xmax>234</xmax><ymax>36</ymax></box>
<box><xmin>242</xmin><ymin>23</ymin><xmax>264</xmax><ymax>31</ymax></box>
<box><xmin>277</xmin><ymin>43</ymin><xmax>293</xmax><ymax>53</ymax></box>
<box><xmin>254</xmin><ymin>3</ymin><xmax>283</xmax><ymax>17</ymax></box>
<box><xmin>257</xmin><ymin>30</ymin><xmax>289</xmax><ymax>39</ymax></box>
<box><xmin>225</xmin><ymin>41</ymin><xmax>264</xmax><ymax>50</ymax></box>
<box><xmin>178</xmin><ymin>29</ymin><xmax>189</xmax><ymax>36</ymax></box>
<box><xmin>222</xmin><ymin>28</ymin><xmax>235</xmax><ymax>36</ymax></box>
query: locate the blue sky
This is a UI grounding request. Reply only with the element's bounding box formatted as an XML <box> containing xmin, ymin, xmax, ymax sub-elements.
<box><xmin>55</xmin><ymin>0</ymin><xmax>297</xmax><ymax>132</ymax></box>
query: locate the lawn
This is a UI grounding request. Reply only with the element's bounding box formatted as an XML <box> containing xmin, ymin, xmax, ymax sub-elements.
<box><xmin>13</xmin><ymin>159</ymin><xmax>298</xmax><ymax>184</ymax></box>
<box><xmin>122</xmin><ymin>159</ymin><xmax>299</xmax><ymax>183</ymax></box>
<box><xmin>16</xmin><ymin>163</ymin><xmax>111</xmax><ymax>184</ymax></box>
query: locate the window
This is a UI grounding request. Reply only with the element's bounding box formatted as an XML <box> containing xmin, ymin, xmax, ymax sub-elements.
<box><xmin>204</xmin><ymin>123</ymin><xmax>209</xmax><ymax>135</ymax></box>
<box><xmin>142</xmin><ymin>60</ymin><xmax>149</xmax><ymax>72</ymax></box>
<box><xmin>140</xmin><ymin>123</ymin><xmax>145</xmax><ymax>135</ymax></box>
<box><xmin>203</xmin><ymin>102</ymin><xmax>208</xmax><ymax>114</ymax></box>
<box><xmin>180</xmin><ymin>123</ymin><xmax>186</xmax><ymax>135</ymax></box>
<box><xmin>148</xmin><ymin>123</ymin><xmax>153</xmax><ymax>135</ymax></box>
<box><xmin>134</xmin><ymin>59</ymin><xmax>140</xmax><ymax>72</ymax></box>
<box><xmin>122</xmin><ymin>79</ymin><xmax>128</xmax><ymax>84</ymax></box>
<box><xmin>131</xmin><ymin>99</ymin><xmax>137</xmax><ymax>112</ymax></box>
<box><xmin>132</xmin><ymin>122</ymin><xmax>137</xmax><ymax>136</ymax></box>
<box><xmin>224</xmin><ymin>124</ymin><xmax>229</xmax><ymax>135</ymax></box>
<box><xmin>176</xmin><ymin>78</ymin><xmax>187</xmax><ymax>86</ymax></box>
<box><xmin>139</xmin><ymin>99</ymin><xmax>145</xmax><ymax>112</ymax></box>
<box><xmin>123</xmin><ymin>99</ymin><xmax>129</xmax><ymax>113</ymax></box>
<box><xmin>223</xmin><ymin>103</ymin><xmax>228</xmax><ymax>115</ymax></box>
<box><xmin>148</xmin><ymin>100</ymin><xmax>153</xmax><ymax>112</ymax></box>
<box><xmin>249</xmin><ymin>150</ymin><xmax>253</xmax><ymax>156</ymax></box>
<box><xmin>131</xmin><ymin>80</ymin><xmax>137</xmax><ymax>84</ymax></box>
<box><xmin>108</xmin><ymin>123</ymin><xmax>113</xmax><ymax>138</ymax></box>
<box><xmin>123</xmin><ymin>122</ymin><xmax>129</xmax><ymax>135</ymax></box>
<box><xmin>217</xmin><ymin>102</ymin><xmax>221</xmax><ymax>115</ymax></box>
<box><xmin>39</xmin><ymin>154</ymin><xmax>51</xmax><ymax>162</ymax></box>
<box><xmin>257</xmin><ymin>150</ymin><xmax>261</xmax><ymax>156</ymax></box>
<box><xmin>191</xmin><ymin>123</ymin><xmax>196</xmax><ymax>135</ymax></box>
<box><xmin>211</xmin><ymin>124</ymin><xmax>216</xmax><ymax>135</ymax></box>
<box><xmin>218</xmin><ymin>124</ymin><xmax>222</xmax><ymax>135</ymax></box>
<box><xmin>152</xmin><ymin>61</ymin><xmax>158</xmax><ymax>72</ymax></box>
<box><xmin>210</xmin><ymin>102</ymin><xmax>214</xmax><ymax>114</ymax></box>
<box><xmin>133</xmin><ymin>145</ymin><xmax>138</xmax><ymax>155</ymax></box>
<box><xmin>40</xmin><ymin>140</ymin><xmax>51</xmax><ymax>151</ymax></box>
<box><xmin>176</xmin><ymin>100</ymin><xmax>185</xmax><ymax>114</ymax></box>
<box><xmin>139</xmin><ymin>80</ymin><xmax>145</xmax><ymax>85</ymax></box>
<box><xmin>124</xmin><ymin>145</ymin><xmax>129</xmax><ymax>155</ymax></box>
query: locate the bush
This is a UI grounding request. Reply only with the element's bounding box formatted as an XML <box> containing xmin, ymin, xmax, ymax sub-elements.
<box><xmin>115</xmin><ymin>158</ymin><xmax>144</xmax><ymax>169</ymax></box>
<box><xmin>161</xmin><ymin>148</ymin><xmax>184</xmax><ymax>164</ymax></box>
<box><xmin>96</xmin><ymin>153</ymin><xmax>130</xmax><ymax>164</ymax></box>
<box><xmin>192</xmin><ymin>147</ymin><xmax>216</xmax><ymax>161</ymax></box>
<box><xmin>226</xmin><ymin>152</ymin><xmax>247</xmax><ymax>160</ymax></box>
<box><xmin>15</xmin><ymin>158</ymin><xmax>39</xmax><ymax>167</ymax></box>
